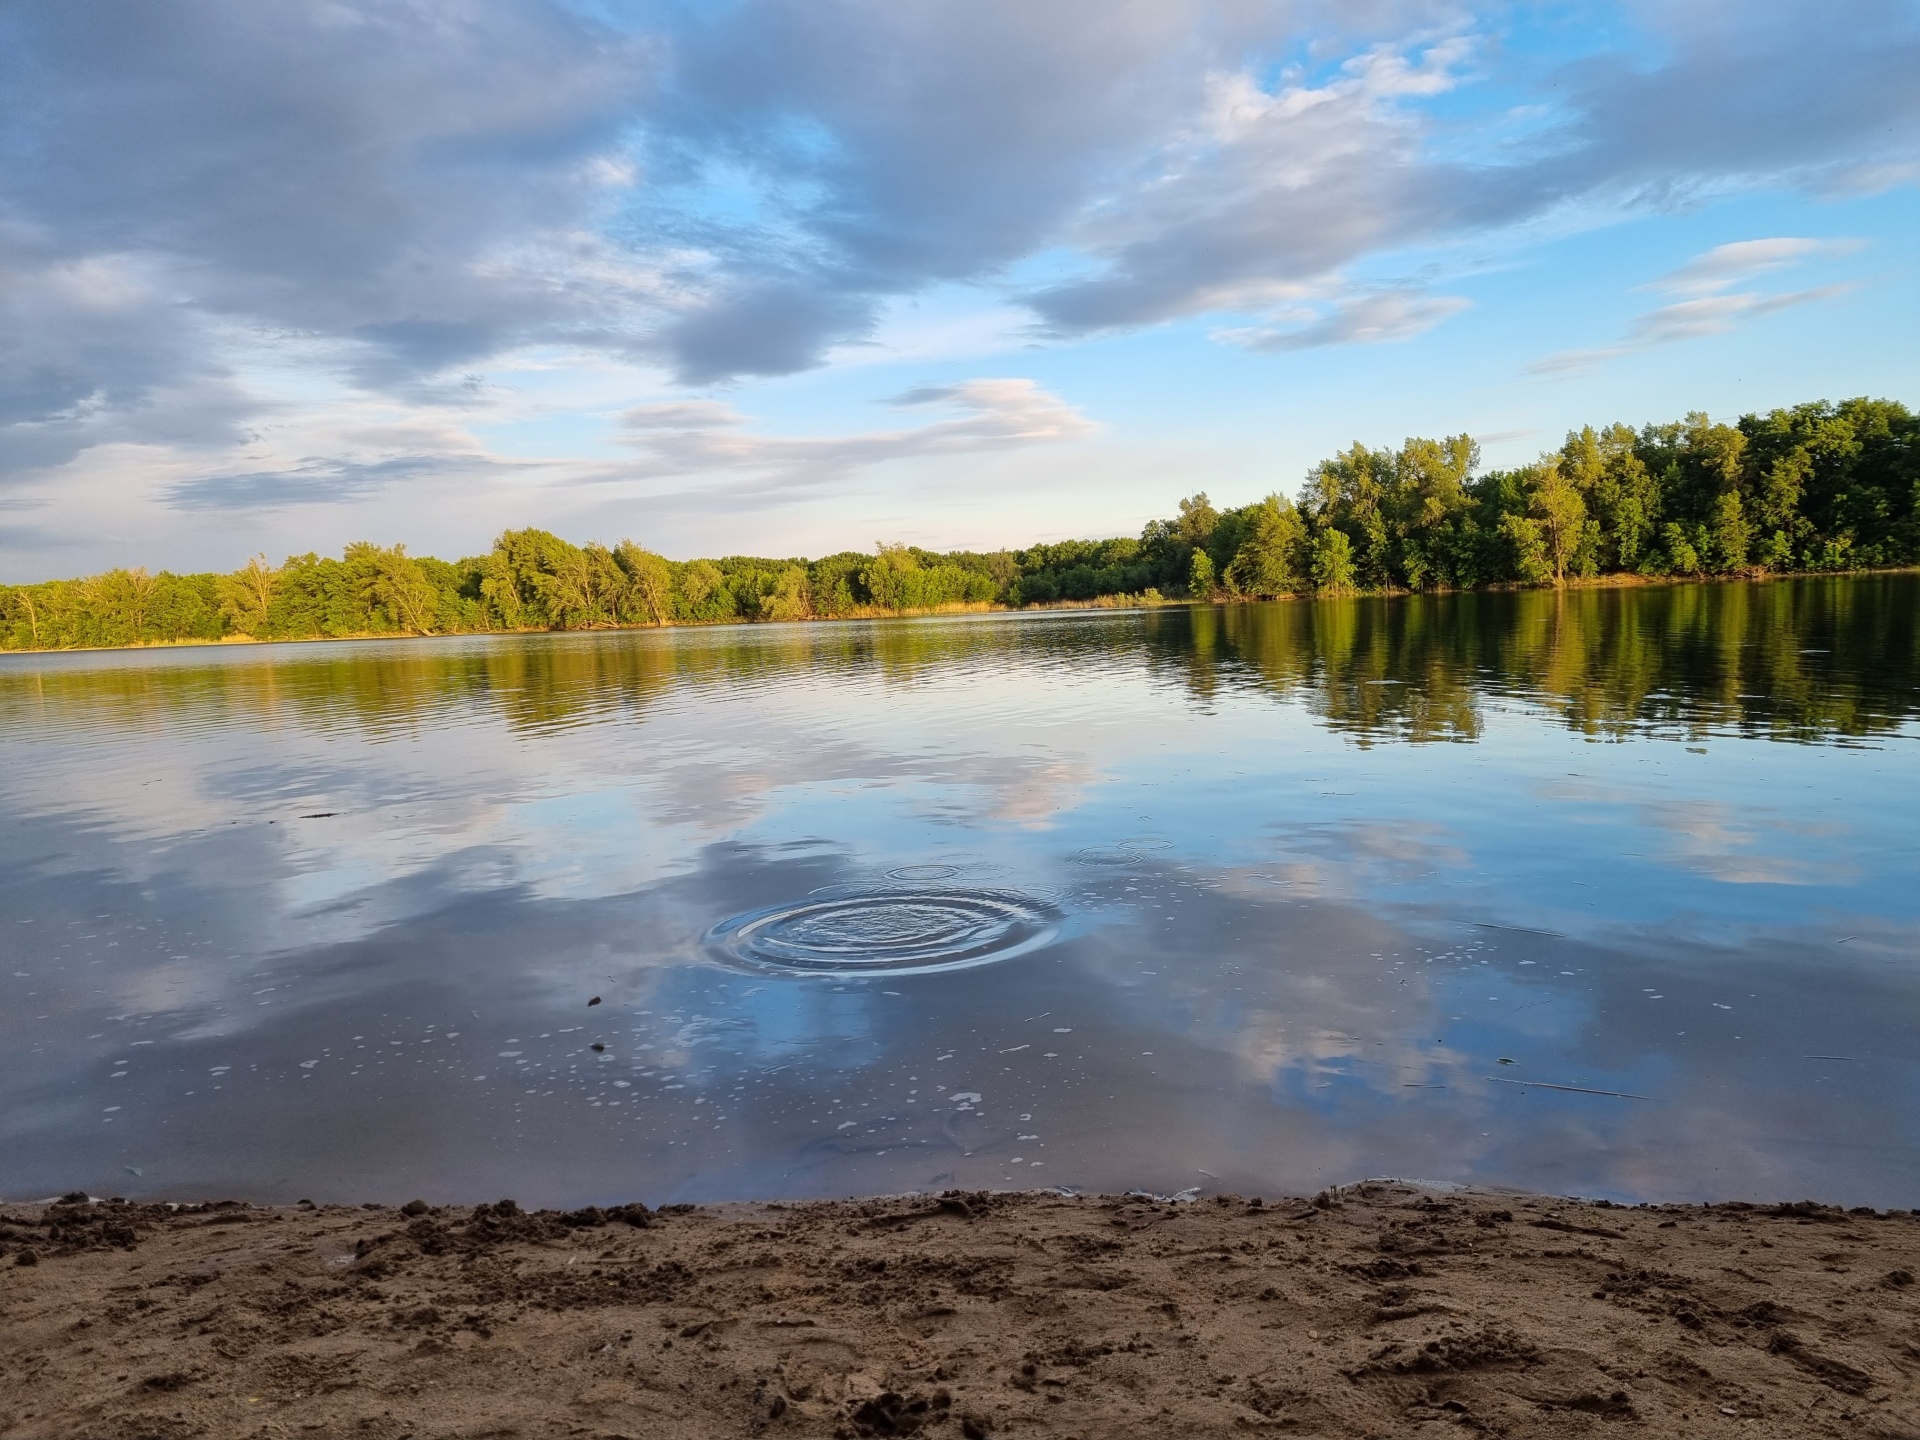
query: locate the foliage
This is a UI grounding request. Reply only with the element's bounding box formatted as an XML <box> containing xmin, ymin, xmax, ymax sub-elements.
<box><xmin>2</xmin><ymin>396</ymin><xmax>1914</xmax><ymax>651</ymax></box>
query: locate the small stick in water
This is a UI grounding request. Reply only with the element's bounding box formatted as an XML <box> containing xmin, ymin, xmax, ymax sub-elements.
<box><xmin>1486</xmin><ymin>1077</ymin><xmax>1651</xmax><ymax>1100</ymax></box>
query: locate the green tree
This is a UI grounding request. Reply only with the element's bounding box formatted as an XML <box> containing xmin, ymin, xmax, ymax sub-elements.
<box><xmin>1222</xmin><ymin>495</ymin><xmax>1306</xmax><ymax>597</ymax></box>
<box><xmin>351</xmin><ymin>543</ymin><xmax>439</xmax><ymax>634</ymax></box>
<box><xmin>1562</xmin><ymin>424</ymin><xmax>1659</xmax><ymax>571</ymax></box>
<box><xmin>1662</xmin><ymin>522</ymin><xmax>1703</xmax><ymax>576</ymax></box>
<box><xmin>4</xmin><ymin>587</ymin><xmax>44</xmax><ymax>648</ymax></box>
<box><xmin>1187</xmin><ymin>548</ymin><xmax>1215</xmax><ymax>596</ymax></box>
<box><xmin>1303</xmin><ymin>443</ymin><xmax>1393</xmax><ymax>586</ymax></box>
<box><xmin>486</xmin><ymin>529</ymin><xmax>599</xmax><ymax>628</ymax></box>
<box><xmin>677</xmin><ymin>558</ymin><xmax>728</xmax><ymax>620</ymax></box>
<box><xmin>1500</xmin><ymin>514</ymin><xmax>1552</xmax><ymax>585</ymax></box>
<box><xmin>477</xmin><ymin>552</ymin><xmax>524</xmax><ymax>628</ymax></box>
<box><xmin>1389</xmin><ymin>434</ymin><xmax>1478</xmax><ymax>588</ymax></box>
<box><xmin>1310</xmin><ymin>527</ymin><xmax>1357</xmax><ymax>593</ymax></box>
<box><xmin>861</xmin><ymin>544</ymin><xmax>920</xmax><ymax>610</ymax></box>
<box><xmin>761</xmin><ymin>566</ymin><xmax>812</xmax><ymax>621</ymax></box>
<box><xmin>1526</xmin><ymin>462</ymin><xmax>1588</xmax><ymax>584</ymax></box>
<box><xmin>806</xmin><ymin>553</ymin><xmax>866</xmax><ymax>615</ymax></box>
<box><xmin>1176</xmin><ymin>493</ymin><xmax>1219</xmax><ymax>550</ymax></box>
<box><xmin>1705</xmin><ymin>490</ymin><xmax>1752</xmax><ymax>573</ymax></box>
<box><xmin>613</xmin><ymin>541</ymin><xmax>673</xmax><ymax>624</ymax></box>
<box><xmin>537</xmin><ymin>544</ymin><xmax>601</xmax><ymax>628</ymax></box>
<box><xmin>86</xmin><ymin>567</ymin><xmax>160</xmax><ymax>642</ymax></box>
<box><xmin>217</xmin><ymin>554</ymin><xmax>280</xmax><ymax>635</ymax></box>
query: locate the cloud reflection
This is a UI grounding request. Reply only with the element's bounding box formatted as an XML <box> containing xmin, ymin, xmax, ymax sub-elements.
<box><xmin>1</xmin><ymin>584</ymin><xmax>1915</xmax><ymax>1208</ymax></box>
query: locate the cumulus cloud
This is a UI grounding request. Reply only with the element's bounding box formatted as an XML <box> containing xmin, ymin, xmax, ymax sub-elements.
<box><xmin>1</xmin><ymin>0</ymin><xmax>1916</xmax><ymax>506</ymax></box>
<box><xmin>1532</xmin><ymin>238</ymin><xmax>1860</xmax><ymax>373</ymax></box>
<box><xmin>612</xmin><ymin>378</ymin><xmax>1096</xmax><ymax>497</ymax></box>
<box><xmin>0</xmin><ymin>240</ymin><xmax>257</xmax><ymax>477</ymax></box>
<box><xmin>0</xmin><ymin>0</ymin><xmax>655</xmax><ymax>465</ymax></box>
<box><xmin>1025</xmin><ymin>40</ymin><xmax>1493</xmax><ymax>334</ymax></box>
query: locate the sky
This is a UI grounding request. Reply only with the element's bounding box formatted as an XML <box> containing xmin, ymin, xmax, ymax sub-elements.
<box><xmin>1</xmin><ymin>0</ymin><xmax>1916</xmax><ymax>580</ymax></box>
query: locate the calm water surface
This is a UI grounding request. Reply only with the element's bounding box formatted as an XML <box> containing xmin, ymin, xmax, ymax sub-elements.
<box><xmin>3</xmin><ymin>576</ymin><xmax>1917</xmax><ymax>1207</ymax></box>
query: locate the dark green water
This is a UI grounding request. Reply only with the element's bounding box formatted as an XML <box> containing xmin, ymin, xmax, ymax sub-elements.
<box><xmin>2</xmin><ymin>575</ymin><xmax>1916</xmax><ymax>1206</ymax></box>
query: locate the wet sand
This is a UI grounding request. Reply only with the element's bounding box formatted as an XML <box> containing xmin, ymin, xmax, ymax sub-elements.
<box><xmin>3</xmin><ymin>1183</ymin><xmax>1917</xmax><ymax>1439</ymax></box>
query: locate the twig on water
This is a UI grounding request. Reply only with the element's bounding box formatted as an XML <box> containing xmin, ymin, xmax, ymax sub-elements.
<box><xmin>1486</xmin><ymin>1076</ymin><xmax>1651</xmax><ymax>1100</ymax></box>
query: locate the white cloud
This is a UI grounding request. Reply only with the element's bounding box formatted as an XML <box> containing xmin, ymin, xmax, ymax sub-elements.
<box><xmin>1648</xmin><ymin>237</ymin><xmax>1865</xmax><ymax>296</ymax></box>
<box><xmin>1532</xmin><ymin>238</ymin><xmax>1860</xmax><ymax>374</ymax></box>
<box><xmin>1626</xmin><ymin>286</ymin><xmax>1853</xmax><ymax>345</ymax></box>
<box><xmin>1214</xmin><ymin>289</ymin><xmax>1469</xmax><ymax>352</ymax></box>
<box><xmin>620</xmin><ymin>401</ymin><xmax>748</xmax><ymax>431</ymax></box>
<box><xmin>0</xmin><ymin>0</ymin><xmax>658</xmax><ymax>473</ymax></box>
<box><xmin>164</xmin><ymin>454</ymin><xmax>483</xmax><ymax>512</ymax></box>
<box><xmin>2</xmin><ymin>0</ymin><xmax>1918</xmax><ymax>566</ymax></box>
<box><xmin>611</xmin><ymin>378</ymin><xmax>1097</xmax><ymax>499</ymax></box>
<box><xmin>1027</xmin><ymin>39</ymin><xmax>1486</xmax><ymax>334</ymax></box>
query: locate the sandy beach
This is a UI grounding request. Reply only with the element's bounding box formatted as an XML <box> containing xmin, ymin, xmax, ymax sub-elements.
<box><xmin>3</xmin><ymin>1182</ymin><xmax>1916</xmax><ymax>1438</ymax></box>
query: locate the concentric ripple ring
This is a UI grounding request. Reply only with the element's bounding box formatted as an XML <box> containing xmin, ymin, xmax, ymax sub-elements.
<box><xmin>706</xmin><ymin>887</ymin><xmax>1061</xmax><ymax>976</ymax></box>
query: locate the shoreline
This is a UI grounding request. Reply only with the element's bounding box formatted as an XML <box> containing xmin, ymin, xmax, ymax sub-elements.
<box><xmin>4</xmin><ymin>1184</ymin><xmax>1915</xmax><ymax>1438</ymax></box>
<box><xmin>2</xmin><ymin>565</ymin><xmax>1916</xmax><ymax>661</ymax></box>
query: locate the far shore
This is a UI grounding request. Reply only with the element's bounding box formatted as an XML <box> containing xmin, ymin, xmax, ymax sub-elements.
<box><xmin>3</xmin><ymin>1182</ymin><xmax>1915</xmax><ymax>1438</ymax></box>
<box><xmin>2</xmin><ymin>565</ymin><xmax>1914</xmax><ymax>662</ymax></box>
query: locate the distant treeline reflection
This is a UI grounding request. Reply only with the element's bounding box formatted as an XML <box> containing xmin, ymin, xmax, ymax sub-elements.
<box><xmin>1152</xmin><ymin>574</ymin><xmax>1917</xmax><ymax>746</ymax></box>
<box><xmin>3</xmin><ymin>575</ymin><xmax>1913</xmax><ymax>749</ymax></box>
<box><xmin>2</xmin><ymin>396</ymin><xmax>1915</xmax><ymax>653</ymax></box>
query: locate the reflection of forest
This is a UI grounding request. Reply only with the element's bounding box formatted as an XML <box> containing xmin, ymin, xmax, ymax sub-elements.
<box><xmin>1</xmin><ymin>575</ymin><xmax>1913</xmax><ymax>747</ymax></box>
<box><xmin>0</xmin><ymin>617</ymin><xmax>1131</xmax><ymax>739</ymax></box>
<box><xmin>1151</xmin><ymin>574</ymin><xmax>1919</xmax><ymax>745</ymax></box>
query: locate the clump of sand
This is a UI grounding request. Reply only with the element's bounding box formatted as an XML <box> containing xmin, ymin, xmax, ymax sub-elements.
<box><xmin>3</xmin><ymin>1183</ymin><xmax>1917</xmax><ymax>1438</ymax></box>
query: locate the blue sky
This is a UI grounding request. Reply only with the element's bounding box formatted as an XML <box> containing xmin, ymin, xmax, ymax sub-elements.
<box><xmin>1</xmin><ymin>0</ymin><xmax>1916</xmax><ymax>578</ymax></box>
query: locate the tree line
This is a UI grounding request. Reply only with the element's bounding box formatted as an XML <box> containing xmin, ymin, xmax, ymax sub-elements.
<box><xmin>8</xmin><ymin>572</ymin><xmax>1909</xmax><ymax>754</ymax></box>
<box><xmin>1</xmin><ymin>396</ymin><xmax>1912</xmax><ymax>652</ymax></box>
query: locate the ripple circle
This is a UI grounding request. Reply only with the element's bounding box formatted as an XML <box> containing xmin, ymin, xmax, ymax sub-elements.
<box><xmin>707</xmin><ymin>887</ymin><xmax>1061</xmax><ymax>976</ymax></box>
<box><xmin>886</xmin><ymin>863</ymin><xmax>963</xmax><ymax>881</ymax></box>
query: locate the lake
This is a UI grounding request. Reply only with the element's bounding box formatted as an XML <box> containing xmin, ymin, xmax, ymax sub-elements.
<box><xmin>2</xmin><ymin>575</ymin><xmax>1917</xmax><ymax>1209</ymax></box>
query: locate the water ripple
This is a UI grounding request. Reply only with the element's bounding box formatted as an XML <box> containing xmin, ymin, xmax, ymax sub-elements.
<box><xmin>706</xmin><ymin>886</ymin><xmax>1061</xmax><ymax>976</ymax></box>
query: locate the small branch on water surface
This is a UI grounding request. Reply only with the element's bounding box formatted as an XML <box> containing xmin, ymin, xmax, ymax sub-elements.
<box><xmin>1485</xmin><ymin>1077</ymin><xmax>1652</xmax><ymax>1100</ymax></box>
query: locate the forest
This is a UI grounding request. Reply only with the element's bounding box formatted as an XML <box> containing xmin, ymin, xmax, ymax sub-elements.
<box><xmin>1</xmin><ymin>395</ymin><xmax>1913</xmax><ymax>652</ymax></box>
